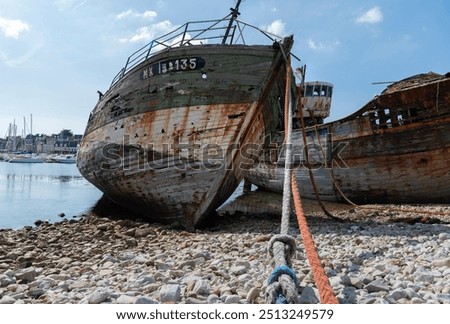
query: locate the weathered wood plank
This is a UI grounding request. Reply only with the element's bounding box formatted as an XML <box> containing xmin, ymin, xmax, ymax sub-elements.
<box><xmin>78</xmin><ymin>39</ymin><xmax>294</xmax><ymax>228</ymax></box>
<box><xmin>246</xmin><ymin>73</ymin><xmax>450</xmax><ymax>204</ymax></box>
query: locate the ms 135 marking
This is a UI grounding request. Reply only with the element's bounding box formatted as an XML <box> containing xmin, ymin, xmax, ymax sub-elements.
<box><xmin>141</xmin><ymin>57</ymin><xmax>206</xmax><ymax>79</ymax></box>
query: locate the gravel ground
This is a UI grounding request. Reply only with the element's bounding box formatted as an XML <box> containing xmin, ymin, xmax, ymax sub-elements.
<box><xmin>0</xmin><ymin>192</ymin><xmax>449</xmax><ymax>304</ymax></box>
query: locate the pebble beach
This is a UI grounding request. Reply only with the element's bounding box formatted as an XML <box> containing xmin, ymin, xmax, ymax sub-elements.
<box><xmin>1</xmin><ymin>192</ymin><xmax>449</xmax><ymax>305</ymax></box>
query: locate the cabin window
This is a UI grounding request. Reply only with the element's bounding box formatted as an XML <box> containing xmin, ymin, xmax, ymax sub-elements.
<box><xmin>369</xmin><ymin>105</ymin><xmax>424</xmax><ymax>129</ymax></box>
<box><xmin>408</xmin><ymin>107</ymin><xmax>418</xmax><ymax>119</ymax></box>
<box><xmin>304</xmin><ymin>84</ymin><xmax>333</xmax><ymax>97</ymax></box>
<box><xmin>325</xmin><ymin>86</ymin><xmax>333</xmax><ymax>98</ymax></box>
<box><xmin>370</xmin><ymin>106</ymin><xmax>396</xmax><ymax>129</ymax></box>
<box><xmin>313</xmin><ymin>86</ymin><xmax>320</xmax><ymax>96</ymax></box>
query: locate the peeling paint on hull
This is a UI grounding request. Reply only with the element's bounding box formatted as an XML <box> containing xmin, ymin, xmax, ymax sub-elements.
<box><xmin>246</xmin><ymin>72</ymin><xmax>450</xmax><ymax>204</ymax></box>
<box><xmin>77</xmin><ymin>41</ymin><xmax>293</xmax><ymax>227</ymax></box>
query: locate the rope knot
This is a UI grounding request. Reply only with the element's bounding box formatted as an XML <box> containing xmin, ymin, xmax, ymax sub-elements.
<box><xmin>265</xmin><ymin>265</ymin><xmax>299</xmax><ymax>304</ymax></box>
<box><xmin>268</xmin><ymin>234</ymin><xmax>297</xmax><ymax>262</ymax></box>
<box><xmin>267</xmin><ymin>265</ymin><xmax>298</xmax><ymax>286</ymax></box>
<box><xmin>265</xmin><ymin>234</ymin><xmax>300</xmax><ymax>304</ymax></box>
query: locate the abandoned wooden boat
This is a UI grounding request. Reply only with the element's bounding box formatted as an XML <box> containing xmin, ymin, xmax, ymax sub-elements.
<box><xmin>77</xmin><ymin>2</ymin><xmax>295</xmax><ymax>227</ymax></box>
<box><xmin>245</xmin><ymin>71</ymin><xmax>450</xmax><ymax>204</ymax></box>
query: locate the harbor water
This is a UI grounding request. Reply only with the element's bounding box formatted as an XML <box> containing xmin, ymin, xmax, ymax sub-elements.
<box><xmin>0</xmin><ymin>162</ymin><xmax>102</xmax><ymax>229</ymax></box>
<box><xmin>0</xmin><ymin>161</ymin><xmax>249</xmax><ymax>230</ymax></box>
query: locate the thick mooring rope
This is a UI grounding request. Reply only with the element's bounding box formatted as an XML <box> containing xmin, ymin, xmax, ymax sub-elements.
<box><xmin>266</xmin><ymin>56</ymin><xmax>299</xmax><ymax>304</ymax></box>
<box><xmin>291</xmin><ymin>68</ymin><xmax>338</xmax><ymax>303</ymax></box>
<box><xmin>266</xmin><ymin>55</ymin><xmax>339</xmax><ymax>304</ymax></box>
<box><xmin>291</xmin><ymin>173</ymin><xmax>339</xmax><ymax>304</ymax></box>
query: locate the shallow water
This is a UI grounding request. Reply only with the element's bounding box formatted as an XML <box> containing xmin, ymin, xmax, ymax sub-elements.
<box><xmin>0</xmin><ymin>161</ymin><xmax>250</xmax><ymax>230</ymax></box>
<box><xmin>0</xmin><ymin>162</ymin><xmax>102</xmax><ymax>229</ymax></box>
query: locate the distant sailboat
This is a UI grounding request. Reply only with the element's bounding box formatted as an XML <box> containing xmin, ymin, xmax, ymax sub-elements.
<box><xmin>8</xmin><ymin>153</ymin><xmax>45</xmax><ymax>163</ymax></box>
<box><xmin>6</xmin><ymin>114</ymin><xmax>46</xmax><ymax>163</ymax></box>
<box><xmin>49</xmin><ymin>154</ymin><xmax>77</xmax><ymax>164</ymax></box>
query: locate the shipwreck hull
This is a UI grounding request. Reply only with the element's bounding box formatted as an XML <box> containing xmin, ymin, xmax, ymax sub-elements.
<box><xmin>78</xmin><ymin>42</ymin><xmax>292</xmax><ymax>227</ymax></box>
<box><xmin>246</xmin><ymin>73</ymin><xmax>450</xmax><ymax>204</ymax></box>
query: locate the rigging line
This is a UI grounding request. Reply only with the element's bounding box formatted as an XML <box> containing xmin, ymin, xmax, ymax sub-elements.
<box><xmin>312</xmin><ymin>125</ymin><xmax>450</xmax><ymax>218</ymax></box>
<box><xmin>296</xmin><ymin>69</ymin><xmax>341</xmax><ymax>221</ymax></box>
<box><xmin>312</xmin><ymin>124</ymin><xmax>358</xmax><ymax>207</ymax></box>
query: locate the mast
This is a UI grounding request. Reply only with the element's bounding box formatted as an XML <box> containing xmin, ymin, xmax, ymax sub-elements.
<box><xmin>30</xmin><ymin>114</ymin><xmax>34</xmax><ymax>153</ymax></box>
<box><xmin>7</xmin><ymin>123</ymin><xmax>12</xmax><ymax>151</ymax></box>
<box><xmin>23</xmin><ymin>116</ymin><xmax>27</xmax><ymax>152</ymax></box>
<box><xmin>221</xmin><ymin>0</ymin><xmax>242</xmax><ymax>44</ymax></box>
<box><xmin>12</xmin><ymin>119</ymin><xmax>16</xmax><ymax>152</ymax></box>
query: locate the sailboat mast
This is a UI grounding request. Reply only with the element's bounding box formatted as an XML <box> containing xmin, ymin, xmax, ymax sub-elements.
<box><xmin>7</xmin><ymin>123</ymin><xmax>11</xmax><ymax>151</ymax></box>
<box><xmin>221</xmin><ymin>0</ymin><xmax>242</xmax><ymax>44</ymax></box>
<box><xmin>12</xmin><ymin>119</ymin><xmax>16</xmax><ymax>152</ymax></box>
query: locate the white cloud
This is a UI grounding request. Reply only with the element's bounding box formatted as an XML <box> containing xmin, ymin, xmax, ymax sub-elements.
<box><xmin>120</xmin><ymin>20</ymin><xmax>175</xmax><ymax>43</ymax></box>
<box><xmin>116</xmin><ymin>10</ymin><xmax>157</xmax><ymax>20</ymax></box>
<box><xmin>141</xmin><ymin>11</ymin><xmax>158</xmax><ymax>20</ymax></box>
<box><xmin>116</xmin><ymin>9</ymin><xmax>133</xmax><ymax>20</ymax></box>
<box><xmin>307</xmin><ymin>39</ymin><xmax>341</xmax><ymax>52</ymax></box>
<box><xmin>356</xmin><ymin>6</ymin><xmax>383</xmax><ymax>24</ymax></box>
<box><xmin>0</xmin><ymin>17</ymin><xmax>30</xmax><ymax>39</ymax></box>
<box><xmin>308</xmin><ymin>40</ymin><xmax>323</xmax><ymax>51</ymax></box>
<box><xmin>128</xmin><ymin>27</ymin><xmax>153</xmax><ymax>43</ymax></box>
<box><xmin>265</xmin><ymin>19</ymin><xmax>286</xmax><ymax>36</ymax></box>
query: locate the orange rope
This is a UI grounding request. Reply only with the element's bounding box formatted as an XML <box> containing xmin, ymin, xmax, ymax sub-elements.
<box><xmin>284</xmin><ymin>58</ymin><xmax>291</xmax><ymax>133</ymax></box>
<box><xmin>291</xmin><ymin>172</ymin><xmax>339</xmax><ymax>304</ymax></box>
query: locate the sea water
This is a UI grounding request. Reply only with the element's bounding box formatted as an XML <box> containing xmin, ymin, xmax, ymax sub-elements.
<box><xmin>0</xmin><ymin>161</ymin><xmax>249</xmax><ymax>230</ymax></box>
<box><xmin>0</xmin><ymin>162</ymin><xmax>102</xmax><ymax>229</ymax></box>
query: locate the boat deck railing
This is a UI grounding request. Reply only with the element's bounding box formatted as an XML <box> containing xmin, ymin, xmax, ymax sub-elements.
<box><xmin>109</xmin><ymin>17</ymin><xmax>282</xmax><ymax>88</ymax></box>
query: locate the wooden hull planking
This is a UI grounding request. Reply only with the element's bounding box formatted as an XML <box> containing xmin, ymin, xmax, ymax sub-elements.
<box><xmin>245</xmin><ymin>73</ymin><xmax>450</xmax><ymax>204</ymax></box>
<box><xmin>78</xmin><ymin>42</ymin><xmax>293</xmax><ymax>227</ymax></box>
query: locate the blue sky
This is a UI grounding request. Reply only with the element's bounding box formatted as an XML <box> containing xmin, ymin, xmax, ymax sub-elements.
<box><xmin>1</xmin><ymin>0</ymin><xmax>449</xmax><ymax>136</ymax></box>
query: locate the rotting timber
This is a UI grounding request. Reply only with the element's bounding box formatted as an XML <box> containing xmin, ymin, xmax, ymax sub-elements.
<box><xmin>76</xmin><ymin>4</ymin><xmax>295</xmax><ymax>228</ymax></box>
<box><xmin>245</xmin><ymin>72</ymin><xmax>450</xmax><ymax>204</ymax></box>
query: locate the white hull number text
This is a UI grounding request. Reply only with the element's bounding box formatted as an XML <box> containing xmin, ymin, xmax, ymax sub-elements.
<box><xmin>141</xmin><ymin>57</ymin><xmax>206</xmax><ymax>80</ymax></box>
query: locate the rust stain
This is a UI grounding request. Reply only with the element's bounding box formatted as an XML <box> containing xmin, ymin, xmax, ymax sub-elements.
<box><xmin>246</xmin><ymin>72</ymin><xmax>450</xmax><ymax>204</ymax></box>
<box><xmin>77</xmin><ymin>31</ymin><xmax>294</xmax><ymax>228</ymax></box>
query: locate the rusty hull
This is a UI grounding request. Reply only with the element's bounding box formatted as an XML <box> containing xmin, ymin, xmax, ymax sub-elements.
<box><xmin>77</xmin><ymin>41</ymin><xmax>292</xmax><ymax>228</ymax></box>
<box><xmin>245</xmin><ymin>72</ymin><xmax>450</xmax><ymax>204</ymax></box>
